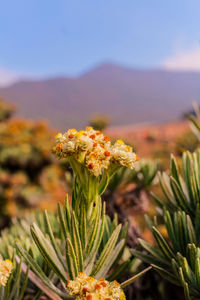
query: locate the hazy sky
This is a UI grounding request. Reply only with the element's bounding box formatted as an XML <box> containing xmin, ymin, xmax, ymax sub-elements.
<box><xmin>0</xmin><ymin>0</ymin><xmax>200</xmax><ymax>85</ymax></box>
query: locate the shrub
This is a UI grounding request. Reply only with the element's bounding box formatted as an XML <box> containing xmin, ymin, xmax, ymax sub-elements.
<box><xmin>133</xmin><ymin>151</ymin><xmax>200</xmax><ymax>299</ymax></box>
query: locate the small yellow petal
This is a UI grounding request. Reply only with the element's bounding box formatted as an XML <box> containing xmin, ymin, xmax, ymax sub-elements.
<box><xmin>116</xmin><ymin>139</ymin><xmax>124</xmax><ymax>145</ymax></box>
<box><xmin>75</xmin><ymin>130</ymin><xmax>85</xmax><ymax>138</ymax></box>
<box><xmin>55</xmin><ymin>132</ymin><xmax>62</xmax><ymax>139</ymax></box>
<box><xmin>5</xmin><ymin>260</ymin><xmax>13</xmax><ymax>266</ymax></box>
<box><xmin>125</xmin><ymin>145</ymin><xmax>132</xmax><ymax>152</ymax></box>
<box><xmin>69</xmin><ymin>128</ymin><xmax>77</xmax><ymax>133</ymax></box>
<box><xmin>86</xmin><ymin>126</ymin><xmax>93</xmax><ymax>131</ymax></box>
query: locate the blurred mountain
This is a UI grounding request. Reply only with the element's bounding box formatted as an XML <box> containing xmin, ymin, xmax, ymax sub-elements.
<box><xmin>0</xmin><ymin>63</ymin><xmax>200</xmax><ymax>130</ymax></box>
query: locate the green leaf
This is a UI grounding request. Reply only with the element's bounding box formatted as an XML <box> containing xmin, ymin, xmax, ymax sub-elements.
<box><xmin>187</xmin><ymin>215</ymin><xmax>196</xmax><ymax>244</ymax></box>
<box><xmin>152</xmin><ymin>264</ymin><xmax>180</xmax><ymax>285</ymax></box>
<box><xmin>182</xmin><ymin>152</ymin><xmax>196</xmax><ymax>209</ymax></box>
<box><xmin>163</xmin><ymin>210</ymin><xmax>178</xmax><ymax>251</ymax></box>
<box><xmin>71</xmin><ymin>212</ymin><xmax>83</xmax><ymax>272</ymax></box>
<box><xmin>159</xmin><ymin>172</ymin><xmax>176</xmax><ymax>207</ymax></box>
<box><xmin>152</xmin><ymin>226</ymin><xmax>175</xmax><ymax>260</ymax></box>
<box><xmin>16</xmin><ymin>244</ymin><xmax>65</xmax><ymax>294</ymax></box>
<box><xmin>181</xmin><ymin>256</ymin><xmax>195</xmax><ymax>284</ymax></box>
<box><xmin>64</xmin><ymin>195</ymin><xmax>71</xmax><ymax>232</ymax></box>
<box><xmin>91</xmin><ymin>224</ymin><xmax>121</xmax><ymax>277</ymax></box>
<box><xmin>43</xmin><ymin>210</ymin><xmax>67</xmax><ymax>270</ymax></box>
<box><xmin>138</xmin><ymin>238</ymin><xmax>169</xmax><ymax>266</ymax></box>
<box><xmin>131</xmin><ymin>249</ymin><xmax>168</xmax><ymax>267</ymax></box>
<box><xmin>18</xmin><ymin>265</ymin><xmax>30</xmax><ymax>300</ymax></box>
<box><xmin>86</xmin><ymin>200</ymin><xmax>101</xmax><ymax>255</ymax></box>
<box><xmin>84</xmin><ymin>203</ymin><xmax>105</xmax><ymax>274</ymax></box>
<box><xmin>65</xmin><ymin>238</ymin><xmax>78</xmax><ymax>279</ymax></box>
<box><xmin>170</xmin><ymin>177</ymin><xmax>193</xmax><ymax>215</ymax></box>
<box><xmin>95</xmin><ymin>239</ymin><xmax>125</xmax><ymax>279</ymax></box>
<box><xmin>170</xmin><ymin>154</ymin><xmax>181</xmax><ymax>185</ymax></box>
<box><xmin>30</xmin><ymin>223</ymin><xmax>67</xmax><ymax>282</ymax></box>
<box><xmin>57</xmin><ymin>202</ymin><xmax>68</xmax><ymax>239</ymax></box>
<box><xmin>195</xmin><ymin>258</ymin><xmax>200</xmax><ymax>286</ymax></box>
<box><xmin>99</xmin><ymin>171</ymin><xmax>109</xmax><ymax>195</ymax></box>
<box><xmin>179</xmin><ymin>267</ymin><xmax>191</xmax><ymax>300</ymax></box>
<box><xmin>79</xmin><ymin>201</ymin><xmax>87</xmax><ymax>251</ymax></box>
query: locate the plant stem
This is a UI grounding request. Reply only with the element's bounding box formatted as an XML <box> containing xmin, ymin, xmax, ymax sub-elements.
<box><xmin>120</xmin><ymin>266</ymin><xmax>152</xmax><ymax>288</ymax></box>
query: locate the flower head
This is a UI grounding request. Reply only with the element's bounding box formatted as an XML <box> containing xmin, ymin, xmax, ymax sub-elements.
<box><xmin>53</xmin><ymin>127</ymin><xmax>137</xmax><ymax>177</ymax></box>
<box><xmin>66</xmin><ymin>273</ymin><xmax>126</xmax><ymax>300</ymax></box>
<box><xmin>111</xmin><ymin>140</ymin><xmax>136</xmax><ymax>169</ymax></box>
<box><xmin>0</xmin><ymin>258</ymin><xmax>13</xmax><ymax>286</ymax></box>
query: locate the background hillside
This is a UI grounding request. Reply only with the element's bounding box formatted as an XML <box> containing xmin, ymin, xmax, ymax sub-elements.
<box><xmin>0</xmin><ymin>63</ymin><xmax>200</xmax><ymax>130</ymax></box>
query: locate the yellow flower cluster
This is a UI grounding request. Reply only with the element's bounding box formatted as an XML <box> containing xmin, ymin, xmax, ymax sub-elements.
<box><xmin>0</xmin><ymin>258</ymin><xmax>13</xmax><ymax>286</ymax></box>
<box><xmin>66</xmin><ymin>273</ymin><xmax>126</xmax><ymax>300</ymax></box>
<box><xmin>53</xmin><ymin>127</ymin><xmax>138</xmax><ymax>176</ymax></box>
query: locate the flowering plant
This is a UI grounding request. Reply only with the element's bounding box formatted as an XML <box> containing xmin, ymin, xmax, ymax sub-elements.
<box><xmin>16</xmin><ymin>127</ymin><xmax>150</xmax><ymax>299</ymax></box>
<box><xmin>53</xmin><ymin>127</ymin><xmax>138</xmax><ymax>213</ymax></box>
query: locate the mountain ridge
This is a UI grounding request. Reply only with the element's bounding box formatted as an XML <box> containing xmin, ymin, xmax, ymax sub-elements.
<box><xmin>0</xmin><ymin>62</ymin><xmax>199</xmax><ymax>130</ymax></box>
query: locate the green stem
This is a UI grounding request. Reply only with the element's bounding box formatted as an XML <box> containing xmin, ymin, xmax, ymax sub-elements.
<box><xmin>109</xmin><ymin>164</ymin><xmax>122</xmax><ymax>178</ymax></box>
<box><xmin>120</xmin><ymin>266</ymin><xmax>152</xmax><ymax>288</ymax></box>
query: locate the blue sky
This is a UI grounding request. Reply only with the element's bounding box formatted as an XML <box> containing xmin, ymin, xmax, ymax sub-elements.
<box><xmin>0</xmin><ymin>0</ymin><xmax>200</xmax><ymax>85</ymax></box>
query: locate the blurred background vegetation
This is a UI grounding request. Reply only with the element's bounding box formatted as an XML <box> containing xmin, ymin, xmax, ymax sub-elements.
<box><xmin>0</xmin><ymin>98</ymin><xmax>70</xmax><ymax>228</ymax></box>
